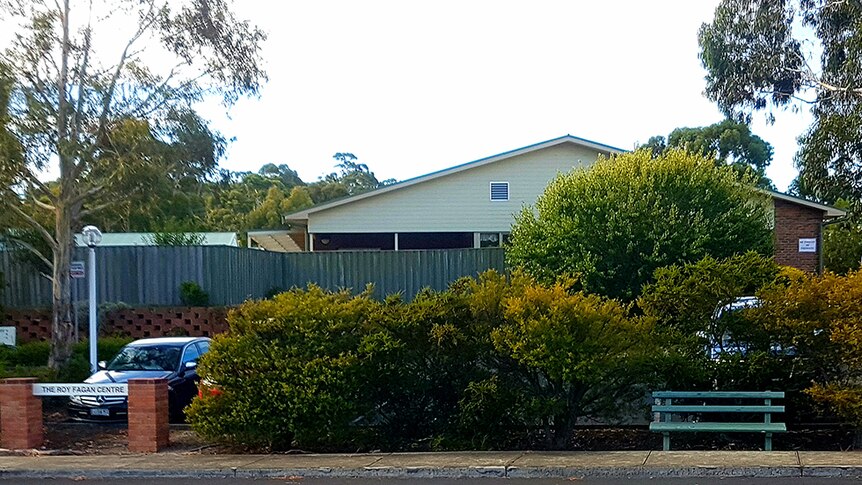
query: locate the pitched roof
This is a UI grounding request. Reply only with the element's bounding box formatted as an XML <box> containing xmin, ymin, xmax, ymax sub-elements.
<box><xmin>284</xmin><ymin>134</ymin><xmax>625</xmax><ymax>222</ymax></box>
<box><xmin>73</xmin><ymin>232</ymin><xmax>238</xmax><ymax>247</ymax></box>
<box><xmin>282</xmin><ymin>135</ymin><xmax>847</xmax><ymax>223</ymax></box>
<box><xmin>763</xmin><ymin>189</ymin><xmax>846</xmax><ymax>217</ymax></box>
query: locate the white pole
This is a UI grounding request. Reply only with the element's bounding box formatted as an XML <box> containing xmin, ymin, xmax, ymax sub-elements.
<box><xmin>88</xmin><ymin>245</ymin><xmax>97</xmax><ymax>373</ymax></box>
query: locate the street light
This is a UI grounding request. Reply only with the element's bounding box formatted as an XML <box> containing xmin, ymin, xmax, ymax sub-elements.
<box><xmin>81</xmin><ymin>225</ymin><xmax>102</xmax><ymax>373</ymax></box>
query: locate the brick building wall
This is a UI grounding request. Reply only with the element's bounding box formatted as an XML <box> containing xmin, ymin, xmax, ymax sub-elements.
<box><xmin>2</xmin><ymin>306</ymin><xmax>229</xmax><ymax>344</ymax></box>
<box><xmin>773</xmin><ymin>199</ymin><xmax>824</xmax><ymax>273</ymax></box>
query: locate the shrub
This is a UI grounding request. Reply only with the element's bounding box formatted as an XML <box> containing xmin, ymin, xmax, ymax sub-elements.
<box><xmin>0</xmin><ymin>336</ymin><xmax>133</xmax><ymax>382</ymax></box>
<box><xmin>506</xmin><ymin>148</ymin><xmax>773</xmax><ymax>301</ymax></box>
<box><xmin>750</xmin><ymin>271</ymin><xmax>862</xmax><ymax>433</ymax></box>
<box><xmin>187</xmin><ymin>285</ymin><xmax>381</xmax><ymax>449</ymax></box>
<box><xmin>639</xmin><ymin>254</ymin><xmax>807</xmax><ymax>394</ymax></box>
<box><xmin>639</xmin><ymin>252</ymin><xmax>779</xmax><ymax>336</ymax></box>
<box><xmin>179</xmin><ymin>281</ymin><xmax>209</xmax><ymax>306</ymax></box>
<box><xmin>493</xmin><ymin>280</ymin><xmax>658</xmax><ymax>449</ymax></box>
<box><xmin>188</xmin><ymin>271</ymin><xmax>663</xmax><ymax>451</ymax></box>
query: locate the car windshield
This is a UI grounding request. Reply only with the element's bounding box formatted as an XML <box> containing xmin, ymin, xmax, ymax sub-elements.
<box><xmin>106</xmin><ymin>345</ymin><xmax>182</xmax><ymax>371</ymax></box>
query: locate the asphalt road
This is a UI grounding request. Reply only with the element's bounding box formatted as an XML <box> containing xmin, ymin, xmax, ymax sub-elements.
<box><xmin>1</xmin><ymin>478</ymin><xmax>860</xmax><ymax>484</ymax></box>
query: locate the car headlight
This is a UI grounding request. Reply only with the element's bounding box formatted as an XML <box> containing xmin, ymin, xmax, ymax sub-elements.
<box><xmin>69</xmin><ymin>395</ymin><xmax>83</xmax><ymax>404</ymax></box>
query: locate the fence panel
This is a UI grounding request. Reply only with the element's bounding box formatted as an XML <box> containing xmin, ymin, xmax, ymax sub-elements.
<box><xmin>0</xmin><ymin>247</ymin><xmax>507</xmax><ymax>308</ymax></box>
<box><xmin>282</xmin><ymin>248</ymin><xmax>506</xmax><ymax>298</ymax></box>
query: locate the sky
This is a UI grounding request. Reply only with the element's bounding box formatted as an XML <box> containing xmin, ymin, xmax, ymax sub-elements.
<box><xmin>192</xmin><ymin>0</ymin><xmax>813</xmax><ymax>192</ymax></box>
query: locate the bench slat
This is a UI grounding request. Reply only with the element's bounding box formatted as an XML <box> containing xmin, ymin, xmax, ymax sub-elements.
<box><xmin>652</xmin><ymin>405</ymin><xmax>784</xmax><ymax>413</ymax></box>
<box><xmin>650</xmin><ymin>422</ymin><xmax>787</xmax><ymax>433</ymax></box>
<box><xmin>652</xmin><ymin>391</ymin><xmax>784</xmax><ymax>399</ymax></box>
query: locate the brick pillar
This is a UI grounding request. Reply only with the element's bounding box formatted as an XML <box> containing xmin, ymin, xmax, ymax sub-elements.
<box><xmin>0</xmin><ymin>378</ymin><xmax>43</xmax><ymax>449</ymax></box>
<box><xmin>127</xmin><ymin>378</ymin><xmax>169</xmax><ymax>453</ymax></box>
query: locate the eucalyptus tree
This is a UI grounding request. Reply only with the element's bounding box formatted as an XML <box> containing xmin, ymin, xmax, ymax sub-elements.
<box><xmin>699</xmin><ymin>0</ymin><xmax>862</xmax><ymax>206</ymax></box>
<box><xmin>0</xmin><ymin>0</ymin><xmax>266</xmax><ymax>369</ymax></box>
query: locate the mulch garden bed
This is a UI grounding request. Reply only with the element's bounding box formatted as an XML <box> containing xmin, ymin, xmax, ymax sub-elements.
<box><xmin>32</xmin><ymin>414</ymin><xmax>857</xmax><ymax>455</ymax></box>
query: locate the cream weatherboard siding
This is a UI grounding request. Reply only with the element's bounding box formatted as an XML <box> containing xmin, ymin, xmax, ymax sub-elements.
<box><xmin>308</xmin><ymin>143</ymin><xmax>607</xmax><ymax>234</ymax></box>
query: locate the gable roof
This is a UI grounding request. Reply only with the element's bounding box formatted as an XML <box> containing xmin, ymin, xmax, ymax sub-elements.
<box><xmin>283</xmin><ymin>135</ymin><xmax>847</xmax><ymax>223</ymax></box>
<box><xmin>284</xmin><ymin>134</ymin><xmax>625</xmax><ymax>222</ymax></box>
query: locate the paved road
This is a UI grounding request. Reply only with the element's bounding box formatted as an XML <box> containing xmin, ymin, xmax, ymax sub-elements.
<box><xmin>2</xmin><ymin>478</ymin><xmax>860</xmax><ymax>484</ymax></box>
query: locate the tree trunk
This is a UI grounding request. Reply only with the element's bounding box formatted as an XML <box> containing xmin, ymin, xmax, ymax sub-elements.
<box><xmin>552</xmin><ymin>384</ymin><xmax>586</xmax><ymax>450</ymax></box>
<box><xmin>48</xmin><ymin>205</ymin><xmax>74</xmax><ymax>370</ymax></box>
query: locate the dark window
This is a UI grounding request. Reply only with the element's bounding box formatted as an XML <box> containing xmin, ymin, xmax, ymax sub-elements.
<box><xmin>479</xmin><ymin>233</ymin><xmax>501</xmax><ymax>248</ymax></box>
<box><xmin>399</xmin><ymin>232</ymin><xmax>473</xmax><ymax>250</ymax></box>
<box><xmin>195</xmin><ymin>341</ymin><xmax>210</xmax><ymax>356</ymax></box>
<box><xmin>182</xmin><ymin>344</ymin><xmax>201</xmax><ymax>365</ymax></box>
<box><xmin>313</xmin><ymin>233</ymin><xmax>395</xmax><ymax>251</ymax></box>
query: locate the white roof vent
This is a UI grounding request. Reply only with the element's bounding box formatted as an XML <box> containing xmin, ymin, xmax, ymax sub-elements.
<box><xmin>490</xmin><ymin>182</ymin><xmax>509</xmax><ymax>201</ymax></box>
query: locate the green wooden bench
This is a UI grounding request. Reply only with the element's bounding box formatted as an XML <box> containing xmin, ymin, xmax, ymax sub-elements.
<box><xmin>649</xmin><ymin>391</ymin><xmax>786</xmax><ymax>451</ymax></box>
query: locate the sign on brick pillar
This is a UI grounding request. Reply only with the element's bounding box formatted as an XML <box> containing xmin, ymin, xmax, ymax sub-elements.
<box><xmin>0</xmin><ymin>378</ymin><xmax>43</xmax><ymax>449</ymax></box>
<box><xmin>127</xmin><ymin>378</ymin><xmax>169</xmax><ymax>453</ymax></box>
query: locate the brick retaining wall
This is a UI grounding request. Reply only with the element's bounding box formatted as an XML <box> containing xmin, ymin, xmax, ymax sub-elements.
<box><xmin>2</xmin><ymin>307</ymin><xmax>229</xmax><ymax>343</ymax></box>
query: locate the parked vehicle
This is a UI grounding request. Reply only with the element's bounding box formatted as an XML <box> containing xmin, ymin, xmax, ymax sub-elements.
<box><xmin>700</xmin><ymin>297</ymin><xmax>795</xmax><ymax>360</ymax></box>
<box><xmin>67</xmin><ymin>337</ymin><xmax>211</xmax><ymax>422</ymax></box>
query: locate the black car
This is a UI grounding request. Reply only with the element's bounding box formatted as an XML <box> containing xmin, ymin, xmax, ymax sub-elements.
<box><xmin>67</xmin><ymin>336</ymin><xmax>211</xmax><ymax>422</ymax></box>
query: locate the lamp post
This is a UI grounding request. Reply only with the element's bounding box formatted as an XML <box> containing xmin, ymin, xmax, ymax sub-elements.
<box><xmin>81</xmin><ymin>225</ymin><xmax>102</xmax><ymax>373</ymax></box>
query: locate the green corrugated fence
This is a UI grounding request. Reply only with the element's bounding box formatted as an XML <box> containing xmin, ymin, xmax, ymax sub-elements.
<box><xmin>0</xmin><ymin>246</ymin><xmax>507</xmax><ymax>308</ymax></box>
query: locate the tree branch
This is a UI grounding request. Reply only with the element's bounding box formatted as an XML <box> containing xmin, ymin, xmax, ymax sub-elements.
<box><xmin>5</xmin><ymin>236</ymin><xmax>53</xmax><ymax>270</ymax></box>
<box><xmin>19</xmin><ymin>167</ymin><xmax>58</xmax><ymax>204</ymax></box>
<box><xmin>95</xmin><ymin>0</ymin><xmax>158</xmax><ymax>141</ymax></box>
<box><xmin>30</xmin><ymin>194</ymin><xmax>56</xmax><ymax>211</ymax></box>
<box><xmin>2</xmin><ymin>193</ymin><xmax>58</xmax><ymax>251</ymax></box>
<box><xmin>71</xmin><ymin>3</ymin><xmax>93</xmax><ymax>143</ymax></box>
<box><xmin>78</xmin><ymin>199</ymin><xmax>114</xmax><ymax>218</ymax></box>
<box><xmin>70</xmin><ymin>182</ymin><xmax>105</xmax><ymax>206</ymax></box>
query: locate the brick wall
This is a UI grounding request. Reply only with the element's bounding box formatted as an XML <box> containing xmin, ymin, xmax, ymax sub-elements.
<box><xmin>106</xmin><ymin>307</ymin><xmax>229</xmax><ymax>339</ymax></box>
<box><xmin>774</xmin><ymin>199</ymin><xmax>823</xmax><ymax>273</ymax></box>
<box><xmin>0</xmin><ymin>378</ymin><xmax>43</xmax><ymax>449</ymax></box>
<box><xmin>2</xmin><ymin>306</ymin><xmax>229</xmax><ymax>344</ymax></box>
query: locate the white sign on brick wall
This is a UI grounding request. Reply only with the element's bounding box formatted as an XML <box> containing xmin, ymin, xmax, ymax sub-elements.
<box><xmin>32</xmin><ymin>383</ymin><xmax>128</xmax><ymax>397</ymax></box>
<box><xmin>0</xmin><ymin>327</ymin><xmax>14</xmax><ymax>346</ymax></box>
<box><xmin>799</xmin><ymin>238</ymin><xmax>817</xmax><ymax>253</ymax></box>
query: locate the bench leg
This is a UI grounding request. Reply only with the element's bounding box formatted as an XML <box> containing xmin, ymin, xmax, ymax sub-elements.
<box><xmin>662</xmin><ymin>432</ymin><xmax>670</xmax><ymax>451</ymax></box>
<box><xmin>765</xmin><ymin>433</ymin><xmax>772</xmax><ymax>451</ymax></box>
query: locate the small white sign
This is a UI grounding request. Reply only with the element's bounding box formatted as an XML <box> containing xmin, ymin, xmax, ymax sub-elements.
<box><xmin>70</xmin><ymin>261</ymin><xmax>85</xmax><ymax>279</ymax></box>
<box><xmin>0</xmin><ymin>327</ymin><xmax>14</xmax><ymax>346</ymax></box>
<box><xmin>32</xmin><ymin>383</ymin><xmax>128</xmax><ymax>397</ymax></box>
<box><xmin>799</xmin><ymin>238</ymin><xmax>817</xmax><ymax>253</ymax></box>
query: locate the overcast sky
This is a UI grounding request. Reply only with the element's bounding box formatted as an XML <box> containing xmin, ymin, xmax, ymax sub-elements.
<box><xmin>191</xmin><ymin>0</ymin><xmax>812</xmax><ymax>191</ymax></box>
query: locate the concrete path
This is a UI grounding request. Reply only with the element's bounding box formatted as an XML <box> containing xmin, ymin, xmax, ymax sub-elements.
<box><xmin>0</xmin><ymin>451</ymin><xmax>860</xmax><ymax>479</ymax></box>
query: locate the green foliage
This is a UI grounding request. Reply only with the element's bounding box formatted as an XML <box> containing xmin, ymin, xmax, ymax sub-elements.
<box><xmin>750</xmin><ymin>271</ymin><xmax>862</xmax><ymax>427</ymax></box>
<box><xmin>699</xmin><ymin>0</ymin><xmax>802</xmax><ymax>122</ymax></box>
<box><xmin>187</xmin><ymin>285</ymin><xmax>380</xmax><ymax>449</ymax></box>
<box><xmin>146</xmin><ymin>232</ymin><xmax>206</xmax><ymax>246</ymax></box>
<box><xmin>179</xmin><ymin>281</ymin><xmax>210</xmax><ymax>307</ymax></box>
<box><xmin>644</xmin><ymin>119</ymin><xmax>774</xmax><ymax>188</ymax></box>
<box><xmin>493</xmin><ymin>281</ymin><xmax>658</xmax><ymax>448</ymax></box>
<box><xmin>639</xmin><ymin>252</ymin><xmax>779</xmax><ymax>336</ymax></box>
<box><xmin>506</xmin><ymin>149</ymin><xmax>773</xmax><ymax>301</ymax></box>
<box><xmin>0</xmin><ymin>0</ymin><xmax>267</xmax><ymax>369</ymax></box>
<box><xmin>640</xmin><ymin>253</ymin><xmax>793</xmax><ymax>392</ymax></box>
<box><xmin>824</xmin><ymin>218</ymin><xmax>862</xmax><ymax>275</ymax></box>
<box><xmin>0</xmin><ymin>336</ymin><xmax>133</xmax><ymax>382</ymax></box>
<box><xmin>699</xmin><ymin>0</ymin><xmax>862</xmax><ymax>208</ymax></box>
<box><xmin>189</xmin><ymin>271</ymin><xmax>660</xmax><ymax>451</ymax></box>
